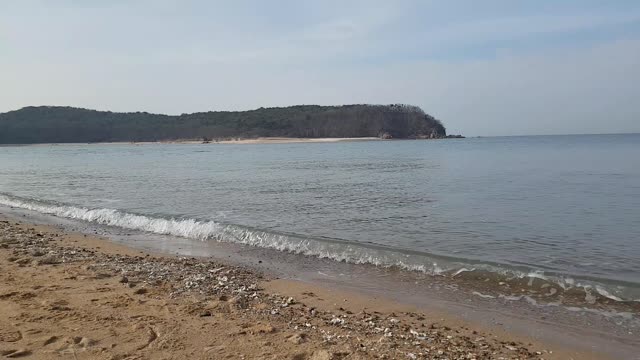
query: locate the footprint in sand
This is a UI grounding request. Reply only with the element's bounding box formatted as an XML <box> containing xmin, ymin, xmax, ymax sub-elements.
<box><xmin>131</xmin><ymin>325</ymin><xmax>158</xmax><ymax>351</ymax></box>
<box><xmin>43</xmin><ymin>335</ymin><xmax>59</xmax><ymax>346</ymax></box>
<box><xmin>0</xmin><ymin>327</ymin><xmax>22</xmax><ymax>343</ymax></box>
<box><xmin>55</xmin><ymin>336</ymin><xmax>97</xmax><ymax>354</ymax></box>
<box><xmin>0</xmin><ymin>292</ymin><xmax>36</xmax><ymax>301</ymax></box>
<box><xmin>41</xmin><ymin>299</ymin><xmax>71</xmax><ymax>311</ymax></box>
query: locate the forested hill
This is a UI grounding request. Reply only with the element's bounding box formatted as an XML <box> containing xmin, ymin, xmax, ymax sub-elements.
<box><xmin>0</xmin><ymin>104</ymin><xmax>447</xmax><ymax>144</ymax></box>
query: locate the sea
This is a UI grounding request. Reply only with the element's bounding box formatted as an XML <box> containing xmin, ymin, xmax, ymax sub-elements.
<box><xmin>1</xmin><ymin>135</ymin><xmax>639</xmax><ymax>320</ymax></box>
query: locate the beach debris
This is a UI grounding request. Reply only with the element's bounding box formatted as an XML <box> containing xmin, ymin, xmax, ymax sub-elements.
<box><xmin>329</xmin><ymin>316</ymin><xmax>345</xmax><ymax>326</ymax></box>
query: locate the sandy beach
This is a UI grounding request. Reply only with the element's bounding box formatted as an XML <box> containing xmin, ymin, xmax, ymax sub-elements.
<box><xmin>10</xmin><ymin>137</ymin><xmax>383</xmax><ymax>147</ymax></box>
<box><xmin>215</xmin><ymin>137</ymin><xmax>381</xmax><ymax>145</ymax></box>
<box><xmin>0</xmin><ymin>215</ymin><xmax>608</xmax><ymax>360</ymax></box>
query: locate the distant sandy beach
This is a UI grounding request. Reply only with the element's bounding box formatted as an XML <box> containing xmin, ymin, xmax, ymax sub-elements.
<box><xmin>0</xmin><ymin>214</ymin><xmax>608</xmax><ymax>359</ymax></box>
<box><xmin>10</xmin><ymin>137</ymin><xmax>382</xmax><ymax>147</ymax></box>
<box><xmin>215</xmin><ymin>137</ymin><xmax>381</xmax><ymax>144</ymax></box>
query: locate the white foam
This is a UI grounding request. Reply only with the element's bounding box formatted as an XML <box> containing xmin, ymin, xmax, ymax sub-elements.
<box><xmin>498</xmin><ymin>294</ymin><xmax>538</xmax><ymax>305</ymax></box>
<box><xmin>1</xmin><ymin>194</ymin><xmax>636</xmax><ymax>304</ymax></box>
<box><xmin>564</xmin><ymin>306</ymin><xmax>634</xmax><ymax>320</ymax></box>
<box><xmin>472</xmin><ymin>291</ymin><xmax>495</xmax><ymax>299</ymax></box>
<box><xmin>0</xmin><ymin>195</ymin><xmax>224</xmax><ymax>240</ymax></box>
<box><xmin>0</xmin><ymin>194</ymin><xmax>448</xmax><ymax>276</ymax></box>
<box><xmin>595</xmin><ymin>285</ymin><xmax>623</xmax><ymax>301</ymax></box>
<box><xmin>452</xmin><ymin>267</ymin><xmax>475</xmax><ymax>277</ymax></box>
<box><xmin>526</xmin><ymin>271</ymin><xmax>548</xmax><ymax>280</ymax></box>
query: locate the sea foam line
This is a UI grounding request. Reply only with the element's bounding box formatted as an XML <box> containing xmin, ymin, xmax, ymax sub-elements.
<box><xmin>0</xmin><ymin>194</ymin><xmax>446</xmax><ymax>275</ymax></box>
<box><xmin>0</xmin><ymin>194</ymin><xmax>223</xmax><ymax>240</ymax></box>
<box><xmin>0</xmin><ymin>194</ymin><xmax>636</xmax><ymax>304</ymax></box>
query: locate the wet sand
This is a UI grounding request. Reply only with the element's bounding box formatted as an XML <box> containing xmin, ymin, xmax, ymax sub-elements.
<box><xmin>0</xmin><ymin>214</ymin><xmax>614</xmax><ymax>359</ymax></box>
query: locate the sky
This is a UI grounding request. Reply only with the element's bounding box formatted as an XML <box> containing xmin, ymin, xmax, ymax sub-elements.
<box><xmin>1</xmin><ymin>1</ymin><xmax>639</xmax><ymax>136</ymax></box>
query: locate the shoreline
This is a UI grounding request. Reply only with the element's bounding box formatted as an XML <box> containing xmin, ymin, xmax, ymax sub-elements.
<box><xmin>1</xmin><ymin>137</ymin><xmax>384</xmax><ymax>147</ymax></box>
<box><xmin>0</xmin><ymin>136</ymin><xmax>465</xmax><ymax>147</ymax></box>
<box><xmin>1</xmin><ymin>193</ymin><xmax>637</xmax><ymax>310</ymax></box>
<box><xmin>0</xmin><ymin>213</ymin><xmax>613</xmax><ymax>359</ymax></box>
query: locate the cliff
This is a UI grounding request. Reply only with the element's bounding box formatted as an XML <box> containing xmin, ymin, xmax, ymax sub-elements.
<box><xmin>0</xmin><ymin>104</ymin><xmax>447</xmax><ymax>144</ymax></box>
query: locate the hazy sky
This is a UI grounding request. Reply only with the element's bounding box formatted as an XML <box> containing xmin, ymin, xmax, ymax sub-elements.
<box><xmin>1</xmin><ymin>1</ymin><xmax>639</xmax><ymax>136</ymax></box>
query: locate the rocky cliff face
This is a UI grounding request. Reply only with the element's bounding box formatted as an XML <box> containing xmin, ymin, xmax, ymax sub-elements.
<box><xmin>0</xmin><ymin>104</ymin><xmax>447</xmax><ymax>144</ymax></box>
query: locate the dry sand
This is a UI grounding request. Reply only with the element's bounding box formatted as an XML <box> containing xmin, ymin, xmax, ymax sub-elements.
<box><xmin>0</xmin><ymin>217</ymin><xmax>606</xmax><ymax>359</ymax></box>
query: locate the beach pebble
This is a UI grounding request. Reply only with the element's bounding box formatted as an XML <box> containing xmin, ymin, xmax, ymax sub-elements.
<box><xmin>309</xmin><ymin>350</ymin><xmax>331</xmax><ymax>360</ymax></box>
<box><xmin>13</xmin><ymin>257</ymin><xmax>32</xmax><ymax>265</ymax></box>
<box><xmin>287</xmin><ymin>333</ymin><xmax>306</xmax><ymax>344</ymax></box>
<box><xmin>36</xmin><ymin>254</ymin><xmax>61</xmax><ymax>265</ymax></box>
<box><xmin>29</xmin><ymin>248</ymin><xmax>46</xmax><ymax>257</ymax></box>
<box><xmin>251</xmin><ymin>324</ymin><xmax>276</xmax><ymax>334</ymax></box>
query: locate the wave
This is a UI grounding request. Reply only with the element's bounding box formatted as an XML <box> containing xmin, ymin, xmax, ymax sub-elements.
<box><xmin>1</xmin><ymin>193</ymin><xmax>639</xmax><ymax>308</ymax></box>
<box><xmin>0</xmin><ymin>193</ymin><xmax>447</xmax><ymax>275</ymax></box>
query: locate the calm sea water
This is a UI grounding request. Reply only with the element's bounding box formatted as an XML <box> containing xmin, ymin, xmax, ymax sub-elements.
<box><xmin>1</xmin><ymin>135</ymin><xmax>639</xmax><ymax>300</ymax></box>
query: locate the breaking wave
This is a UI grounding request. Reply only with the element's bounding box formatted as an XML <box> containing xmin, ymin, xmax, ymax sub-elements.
<box><xmin>1</xmin><ymin>193</ymin><xmax>639</xmax><ymax>307</ymax></box>
<box><xmin>0</xmin><ymin>193</ymin><xmax>447</xmax><ymax>274</ymax></box>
